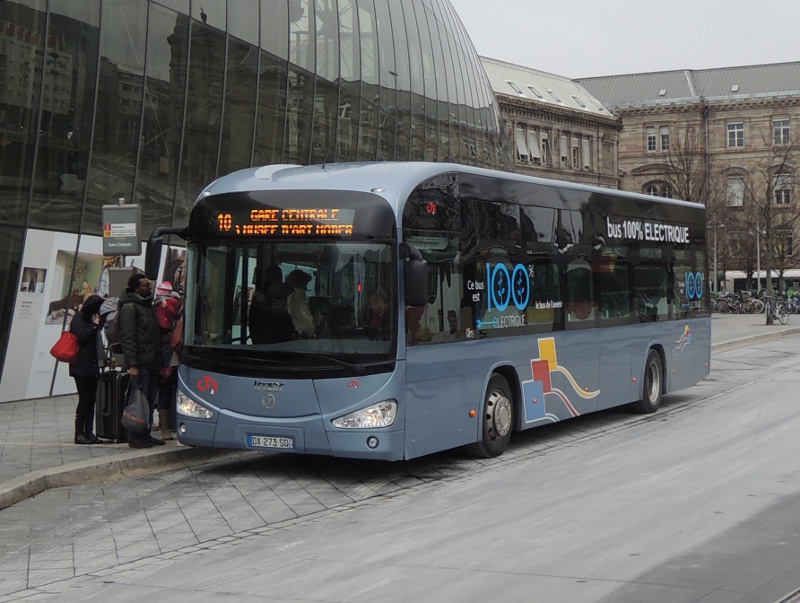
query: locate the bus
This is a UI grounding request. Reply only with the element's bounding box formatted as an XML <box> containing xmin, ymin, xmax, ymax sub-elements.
<box><xmin>148</xmin><ymin>162</ymin><xmax>710</xmax><ymax>460</ymax></box>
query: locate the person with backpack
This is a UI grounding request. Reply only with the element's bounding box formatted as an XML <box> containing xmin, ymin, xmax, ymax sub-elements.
<box><xmin>119</xmin><ymin>273</ymin><xmax>165</xmax><ymax>448</ymax></box>
<box><xmin>69</xmin><ymin>295</ymin><xmax>105</xmax><ymax>445</ymax></box>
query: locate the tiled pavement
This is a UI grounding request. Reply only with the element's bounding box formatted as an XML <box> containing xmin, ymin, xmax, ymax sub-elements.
<box><xmin>0</xmin><ymin>313</ymin><xmax>798</xmax><ymax>600</ymax></box>
<box><xmin>1</xmin><ymin>312</ymin><xmax>798</xmax><ymax>512</ymax></box>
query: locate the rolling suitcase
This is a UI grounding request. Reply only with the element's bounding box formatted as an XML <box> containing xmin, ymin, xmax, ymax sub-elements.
<box><xmin>95</xmin><ymin>369</ymin><xmax>130</xmax><ymax>442</ymax></box>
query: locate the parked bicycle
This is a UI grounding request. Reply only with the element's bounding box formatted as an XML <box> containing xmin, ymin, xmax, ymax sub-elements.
<box><xmin>764</xmin><ymin>295</ymin><xmax>789</xmax><ymax>325</ymax></box>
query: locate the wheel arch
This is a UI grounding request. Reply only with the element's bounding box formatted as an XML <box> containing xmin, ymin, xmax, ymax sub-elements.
<box><xmin>488</xmin><ymin>364</ymin><xmax>521</xmax><ymax>431</ymax></box>
<box><xmin>643</xmin><ymin>344</ymin><xmax>667</xmax><ymax>397</ymax></box>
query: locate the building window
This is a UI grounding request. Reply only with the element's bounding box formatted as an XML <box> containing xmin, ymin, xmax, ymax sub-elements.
<box><xmin>560</xmin><ymin>134</ymin><xmax>568</xmax><ymax>166</ymax></box>
<box><xmin>644</xmin><ymin>182</ymin><xmax>673</xmax><ymax>198</ymax></box>
<box><xmin>571</xmin><ymin>95</ymin><xmax>586</xmax><ymax>108</ymax></box>
<box><xmin>541</xmin><ymin>134</ymin><xmax>551</xmax><ymax>165</ymax></box>
<box><xmin>776</xmin><ymin>229</ymin><xmax>793</xmax><ymax>256</ymax></box>
<box><xmin>774</xmin><ymin>119</ymin><xmax>791</xmax><ymax>145</ymax></box>
<box><xmin>514</xmin><ymin>126</ymin><xmax>529</xmax><ymax>161</ymax></box>
<box><xmin>774</xmin><ymin>173</ymin><xmax>792</xmax><ymax>205</ymax></box>
<box><xmin>547</xmin><ymin>89</ymin><xmax>562</xmax><ymax>103</ymax></box>
<box><xmin>506</xmin><ymin>80</ymin><xmax>524</xmax><ymax>95</ymax></box>
<box><xmin>726</xmin><ymin>175</ymin><xmax>745</xmax><ymax>206</ymax></box>
<box><xmin>527</xmin><ymin>129</ymin><xmax>542</xmax><ymax>164</ymax></box>
<box><xmin>727</xmin><ymin>122</ymin><xmax>744</xmax><ymax>148</ymax></box>
<box><xmin>660</xmin><ymin>126</ymin><xmax>670</xmax><ymax>151</ymax></box>
<box><xmin>527</xmin><ymin>85</ymin><xmax>544</xmax><ymax>99</ymax></box>
<box><xmin>646</xmin><ymin>127</ymin><xmax>657</xmax><ymax>152</ymax></box>
<box><xmin>572</xmin><ymin>145</ymin><xmax>579</xmax><ymax>169</ymax></box>
<box><xmin>583</xmin><ymin>138</ymin><xmax>593</xmax><ymax>171</ymax></box>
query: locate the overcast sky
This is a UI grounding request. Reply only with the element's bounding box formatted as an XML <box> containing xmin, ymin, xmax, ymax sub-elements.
<box><xmin>449</xmin><ymin>0</ymin><xmax>800</xmax><ymax>79</ymax></box>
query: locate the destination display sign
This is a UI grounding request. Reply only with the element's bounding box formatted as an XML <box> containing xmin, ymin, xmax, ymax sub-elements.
<box><xmin>216</xmin><ymin>207</ymin><xmax>356</xmax><ymax>237</ymax></box>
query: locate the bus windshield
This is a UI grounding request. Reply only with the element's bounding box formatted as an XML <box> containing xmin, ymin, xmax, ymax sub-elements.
<box><xmin>184</xmin><ymin>240</ymin><xmax>396</xmax><ymax>371</ymax></box>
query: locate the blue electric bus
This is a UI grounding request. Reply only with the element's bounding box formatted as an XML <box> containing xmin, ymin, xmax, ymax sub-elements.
<box><xmin>149</xmin><ymin>162</ymin><xmax>710</xmax><ymax>460</ymax></box>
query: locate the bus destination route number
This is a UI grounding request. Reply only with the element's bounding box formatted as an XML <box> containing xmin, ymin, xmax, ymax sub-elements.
<box><xmin>217</xmin><ymin>208</ymin><xmax>355</xmax><ymax>237</ymax></box>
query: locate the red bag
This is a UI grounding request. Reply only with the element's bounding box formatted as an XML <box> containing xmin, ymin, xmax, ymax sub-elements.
<box><xmin>50</xmin><ymin>331</ymin><xmax>79</xmax><ymax>363</ymax></box>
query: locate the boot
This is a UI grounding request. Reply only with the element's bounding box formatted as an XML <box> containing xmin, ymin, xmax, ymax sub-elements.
<box><xmin>74</xmin><ymin>416</ymin><xmax>93</xmax><ymax>445</ymax></box>
<box><xmin>158</xmin><ymin>409</ymin><xmax>174</xmax><ymax>440</ymax></box>
<box><xmin>84</xmin><ymin>408</ymin><xmax>103</xmax><ymax>444</ymax></box>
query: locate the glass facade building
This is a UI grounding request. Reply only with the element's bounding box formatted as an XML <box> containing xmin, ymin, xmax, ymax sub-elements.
<box><xmin>0</xmin><ymin>0</ymin><xmax>509</xmax><ymax>398</ymax></box>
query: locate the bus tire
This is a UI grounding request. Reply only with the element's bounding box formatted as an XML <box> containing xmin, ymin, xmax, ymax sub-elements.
<box><xmin>631</xmin><ymin>350</ymin><xmax>663</xmax><ymax>414</ymax></box>
<box><xmin>468</xmin><ymin>374</ymin><xmax>514</xmax><ymax>458</ymax></box>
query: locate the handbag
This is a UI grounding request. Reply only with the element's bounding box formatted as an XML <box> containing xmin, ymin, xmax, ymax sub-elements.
<box><xmin>49</xmin><ymin>331</ymin><xmax>79</xmax><ymax>363</ymax></box>
<box><xmin>122</xmin><ymin>381</ymin><xmax>150</xmax><ymax>435</ymax></box>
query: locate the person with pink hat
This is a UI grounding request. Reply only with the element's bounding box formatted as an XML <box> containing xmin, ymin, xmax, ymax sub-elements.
<box><xmin>153</xmin><ymin>281</ymin><xmax>181</xmax><ymax>440</ymax></box>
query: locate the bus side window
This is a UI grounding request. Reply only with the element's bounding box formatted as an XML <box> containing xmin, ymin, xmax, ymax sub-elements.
<box><xmin>565</xmin><ymin>258</ymin><xmax>597</xmax><ymax>325</ymax></box>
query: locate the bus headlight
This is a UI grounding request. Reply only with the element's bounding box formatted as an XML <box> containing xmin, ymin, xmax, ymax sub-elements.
<box><xmin>332</xmin><ymin>400</ymin><xmax>397</xmax><ymax>429</ymax></box>
<box><xmin>176</xmin><ymin>390</ymin><xmax>214</xmax><ymax>419</ymax></box>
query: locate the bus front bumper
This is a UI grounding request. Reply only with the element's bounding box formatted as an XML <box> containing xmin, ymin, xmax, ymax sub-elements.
<box><xmin>176</xmin><ymin>412</ymin><xmax>406</xmax><ymax>461</ymax></box>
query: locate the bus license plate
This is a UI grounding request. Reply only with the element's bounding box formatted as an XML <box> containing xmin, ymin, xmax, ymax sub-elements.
<box><xmin>247</xmin><ymin>435</ymin><xmax>294</xmax><ymax>449</ymax></box>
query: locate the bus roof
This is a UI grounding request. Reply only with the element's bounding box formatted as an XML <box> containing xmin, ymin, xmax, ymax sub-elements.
<box><xmin>197</xmin><ymin>162</ymin><xmax>706</xmax><ymax>213</ymax></box>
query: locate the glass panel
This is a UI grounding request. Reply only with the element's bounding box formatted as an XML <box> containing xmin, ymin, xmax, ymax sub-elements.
<box><xmin>218</xmin><ymin>36</ymin><xmax>258</xmax><ymax>176</ymax></box>
<box><xmin>289</xmin><ymin>0</ymin><xmax>314</xmax><ymax>72</ymax></box>
<box><xmin>403</xmin><ymin>0</ymin><xmax>425</xmax><ymax>160</ymax></box>
<box><xmin>356</xmin><ymin>0</ymin><xmax>377</xmax><ymax>161</ymax></box>
<box><xmin>260</xmin><ymin>0</ymin><xmax>288</xmax><ymax>59</ymax></box>
<box><xmin>228</xmin><ymin>0</ymin><xmax>259</xmax><ymax>45</ymax></box>
<box><xmin>0</xmin><ymin>0</ymin><xmax>48</xmax><ymax>225</ymax></box>
<box><xmin>193</xmin><ymin>0</ymin><xmax>225</xmax><ymax>28</ymax></box>
<box><xmin>374</xmin><ymin>0</ymin><xmax>395</xmax><ymax>161</ymax></box>
<box><xmin>253</xmin><ymin>49</ymin><xmax>288</xmax><ymax>166</ymax></box>
<box><xmin>0</xmin><ymin>225</ymin><xmax>24</xmax><ymax>382</ymax></box>
<box><xmin>136</xmin><ymin>6</ymin><xmax>188</xmax><ymax>230</ymax></box>
<box><xmin>175</xmin><ymin>19</ymin><xmax>225</xmax><ymax>222</ymax></box>
<box><xmin>286</xmin><ymin>0</ymin><xmax>314</xmax><ymax>163</ymax></box>
<box><xmin>85</xmin><ymin>0</ymin><xmax>146</xmax><ymax>229</ymax></box>
<box><xmin>153</xmin><ymin>0</ymin><xmax>189</xmax><ymax>13</ymax></box>
<box><xmin>309</xmin><ymin>0</ymin><xmax>338</xmax><ymax>164</ymax></box>
<box><xmin>388</xmin><ymin>0</ymin><xmax>410</xmax><ymax>161</ymax></box>
<box><xmin>29</xmin><ymin>0</ymin><xmax>100</xmax><ymax>233</ymax></box>
<box><xmin>336</xmin><ymin>0</ymin><xmax>359</xmax><ymax>162</ymax></box>
<box><xmin>411</xmin><ymin>0</ymin><xmax>437</xmax><ymax>161</ymax></box>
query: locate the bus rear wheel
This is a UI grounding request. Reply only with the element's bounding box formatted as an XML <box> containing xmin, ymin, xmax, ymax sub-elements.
<box><xmin>468</xmin><ymin>374</ymin><xmax>514</xmax><ymax>458</ymax></box>
<box><xmin>631</xmin><ymin>350</ymin><xmax>663</xmax><ymax>414</ymax></box>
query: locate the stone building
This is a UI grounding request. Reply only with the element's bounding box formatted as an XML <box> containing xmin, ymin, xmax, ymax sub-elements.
<box><xmin>580</xmin><ymin>62</ymin><xmax>800</xmax><ymax>290</ymax></box>
<box><xmin>481</xmin><ymin>57</ymin><xmax>622</xmax><ymax>189</ymax></box>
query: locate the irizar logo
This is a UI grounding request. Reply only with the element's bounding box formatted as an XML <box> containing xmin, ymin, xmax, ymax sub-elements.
<box><xmin>254</xmin><ymin>380</ymin><xmax>283</xmax><ymax>392</ymax></box>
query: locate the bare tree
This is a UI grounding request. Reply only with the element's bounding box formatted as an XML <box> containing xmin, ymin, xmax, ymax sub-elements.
<box><xmin>662</xmin><ymin>124</ymin><xmax>712</xmax><ymax>205</ymax></box>
<box><xmin>741</xmin><ymin>136</ymin><xmax>800</xmax><ymax>322</ymax></box>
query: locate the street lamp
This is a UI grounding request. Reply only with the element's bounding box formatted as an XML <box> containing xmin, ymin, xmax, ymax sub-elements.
<box><xmin>749</xmin><ymin>224</ymin><xmax>765</xmax><ymax>292</ymax></box>
<box><xmin>712</xmin><ymin>221</ymin><xmax>725</xmax><ymax>294</ymax></box>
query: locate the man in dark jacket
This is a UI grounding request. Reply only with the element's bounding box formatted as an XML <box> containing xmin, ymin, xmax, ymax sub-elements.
<box><xmin>119</xmin><ymin>273</ymin><xmax>165</xmax><ymax>448</ymax></box>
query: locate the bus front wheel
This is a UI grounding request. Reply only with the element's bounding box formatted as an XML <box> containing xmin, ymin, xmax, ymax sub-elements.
<box><xmin>631</xmin><ymin>350</ymin><xmax>663</xmax><ymax>414</ymax></box>
<box><xmin>468</xmin><ymin>374</ymin><xmax>514</xmax><ymax>458</ymax></box>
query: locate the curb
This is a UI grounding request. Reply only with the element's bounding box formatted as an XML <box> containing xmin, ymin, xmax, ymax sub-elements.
<box><xmin>0</xmin><ymin>445</ymin><xmax>244</xmax><ymax>511</ymax></box>
<box><xmin>711</xmin><ymin>326</ymin><xmax>800</xmax><ymax>353</ymax></box>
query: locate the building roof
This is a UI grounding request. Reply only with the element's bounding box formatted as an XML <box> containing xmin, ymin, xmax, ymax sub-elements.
<box><xmin>577</xmin><ymin>61</ymin><xmax>800</xmax><ymax>109</ymax></box>
<box><xmin>480</xmin><ymin>56</ymin><xmax>614</xmax><ymax>118</ymax></box>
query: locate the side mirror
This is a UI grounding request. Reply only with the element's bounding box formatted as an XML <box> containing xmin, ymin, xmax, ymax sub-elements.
<box><xmin>403</xmin><ymin>243</ymin><xmax>429</xmax><ymax>307</ymax></box>
<box><xmin>145</xmin><ymin>226</ymin><xmax>188</xmax><ymax>279</ymax></box>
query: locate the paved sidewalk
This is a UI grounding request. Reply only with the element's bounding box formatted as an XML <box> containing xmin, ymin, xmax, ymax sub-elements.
<box><xmin>1</xmin><ymin>313</ymin><xmax>798</xmax><ymax>511</ymax></box>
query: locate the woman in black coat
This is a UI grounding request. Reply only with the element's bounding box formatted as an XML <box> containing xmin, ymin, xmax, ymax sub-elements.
<box><xmin>69</xmin><ymin>294</ymin><xmax>104</xmax><ymax>444</ymax></box>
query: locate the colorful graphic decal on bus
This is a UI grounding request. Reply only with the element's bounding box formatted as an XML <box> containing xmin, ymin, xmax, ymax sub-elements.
<box><xmin>521</xmin><ymin>337</ymin><xmax>600</xmax><ymax>424</ymax></box>
<box><xmin>674</xmin><ymin>325</ymin><xmax>692</xmax><ymax>354</ymax></box>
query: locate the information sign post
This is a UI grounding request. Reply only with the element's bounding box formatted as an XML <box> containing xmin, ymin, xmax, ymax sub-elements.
<box><xmin>102</xmin><ymin>204</ymin><xmax>142</xmax><ymax>256</ymax></box>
